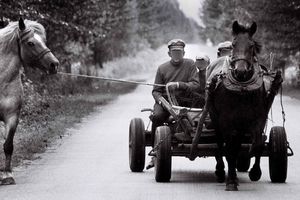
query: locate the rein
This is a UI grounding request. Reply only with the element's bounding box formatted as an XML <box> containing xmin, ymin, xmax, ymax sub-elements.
<box><xmin>34</xmin><ymin>48</ymin><xmax>51</xmax><ymax>62</ymax></box>
<box><xmin>230</xmin><ymin>40</ymin><xmax>256</xmax><ymax>70</ymax></box>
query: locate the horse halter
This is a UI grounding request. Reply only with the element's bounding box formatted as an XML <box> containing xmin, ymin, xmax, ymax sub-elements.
<box><xmin>228</xmin><ymin>43</ymin><xmax>257</xmax><ymax>82</ymax></box>
<box><xmin>17</xmin><ymin>29</ymin><xmax>52</xmax><ymax>63</ymax></box>
<box><xmin>231</xmin><ymin>55</ymin><xmax>252</xmax><ymax>67</ymax></box>
<box><xmin>230</xmin><ymin>40</ymin><xmax>256</xmax><ymax>71</ymax></box>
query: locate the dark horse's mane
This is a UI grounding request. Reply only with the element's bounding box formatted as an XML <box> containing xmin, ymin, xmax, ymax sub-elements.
<box><xmin>253</xmin><ymin>40</ymin><xmax>262</xmax><ymax>55</ymax></box>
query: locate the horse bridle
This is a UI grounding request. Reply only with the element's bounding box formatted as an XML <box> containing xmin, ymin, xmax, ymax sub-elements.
<box><xmin>231</xmin><ymin>55</ymin><xmax>252</xmax><ymax>67</ymax></box>
<box><xmin>230</xmin><ymin>51</ymin><xmax>257</xmax><ymax>74</ymax></box>
<box><xmin>230</xmin><ymin>37</ymin><xmax>256</xmax><ymax>71</ymax></box>
<box><xmin>17</xmin><ymin>28</ymin><xmax>52</xmax><ymax>64</ymax></box>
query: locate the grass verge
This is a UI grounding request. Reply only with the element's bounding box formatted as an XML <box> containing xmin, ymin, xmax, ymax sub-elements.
<box><xmin>0</xmin><ymin>46</ymin><xmax>160</xmax><ymax>170</ymax></box>
<box><xmin>0</xmin><ymin>83</ymin><xmax>137</xmax><ymax>169</ymax></box>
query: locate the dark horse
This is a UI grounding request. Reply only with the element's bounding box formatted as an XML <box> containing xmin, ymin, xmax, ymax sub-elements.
<box><xmin>0</xmin><ymin>18</ymin><xmax>59</xmax><ymax>184</ymax></box>
<box><xmin>197</xmin><ymin>21</ymin><xmax>282</xmax><ymax>191</ymax></box>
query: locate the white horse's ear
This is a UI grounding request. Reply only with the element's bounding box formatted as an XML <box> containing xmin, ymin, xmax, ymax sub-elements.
<box><xmin>19</xmin><ymin>18</ymin><xmax>26</xmax><ymax>31</ymax></box>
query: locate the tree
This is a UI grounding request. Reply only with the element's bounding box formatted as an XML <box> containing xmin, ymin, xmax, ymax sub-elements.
<box><xmin>200</xmin><ymin>0</ymin><xmax>300</xmax><ymax>68</ymax></box>
<box><xmin>1</xmin><ymin>0</ymin><xmax>198</xmax><ymax>72</ymax></box>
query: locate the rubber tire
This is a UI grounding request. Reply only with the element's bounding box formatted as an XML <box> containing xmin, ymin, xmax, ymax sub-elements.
<box><xmin>237</xmin><ymin>151</ymin><xmax>250</xmax><ymax>172</ymax></box>
<box><xmin>129</xmin><ymin>118</ymin><xmax>145</xmax><ymax>172</ymax></box>
<box><xmin>155</xmin><ymin>126</ymin><xmax>172</xmax><ymax>182</ymax></box>
<box><xmin>269</xmin><ymin>126</ymin><xmax>288</xmax><ymax>183</ymax></box>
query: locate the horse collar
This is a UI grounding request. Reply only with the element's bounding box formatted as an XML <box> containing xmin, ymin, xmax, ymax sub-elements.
<box><xmin>222</xmin><ymin>61</ymin><xmax>264</xmax><ymax>92</ymax></box>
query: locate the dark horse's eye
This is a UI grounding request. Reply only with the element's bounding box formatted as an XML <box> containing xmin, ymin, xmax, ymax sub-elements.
<box><xmin>27</xmin><ymin>42</ymin><xmax>35</xmax><ymax>47</ymax></box>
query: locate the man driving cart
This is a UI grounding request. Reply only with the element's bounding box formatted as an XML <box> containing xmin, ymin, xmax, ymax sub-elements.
<box><xmin>147</xmin><ymin>39</ymin><xmax>201</xmax><ymax>169</ymax></box>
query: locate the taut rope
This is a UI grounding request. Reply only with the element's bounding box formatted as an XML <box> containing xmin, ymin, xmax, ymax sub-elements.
<box><xmin>58</xmin><ymin>72</ymin><xmax>165</xmax><ymax>87</ymax></box>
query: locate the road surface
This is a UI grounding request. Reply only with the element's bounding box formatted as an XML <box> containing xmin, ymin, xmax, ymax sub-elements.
<box><xmin>0</xmin><ymin>44</ymin><xmax>299</xmax><ymax>200</ymax></box>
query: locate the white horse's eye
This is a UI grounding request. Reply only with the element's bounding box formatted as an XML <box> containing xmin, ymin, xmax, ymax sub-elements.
<box><xmin>27</xmin><ymin>41</ymin><xmax>35</xmax><ymax>47</ymax></box>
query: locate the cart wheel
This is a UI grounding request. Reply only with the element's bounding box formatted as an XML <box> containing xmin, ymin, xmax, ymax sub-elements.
<box><xmin>129</xmin><ymin>118</ymin><xmax>145</xmax><ymax>172</ymax></box>
<box><xmin>155</xmin><ymin>126</ymin><xmax>172</xmax><ymax>182</ymax></box>
<box><xmin>237</xmin><ymin>151</ymin><xmax>250</xmax><ymax>172</ymax></box>
<box><xmin>269</xmin><ymin>126</ymin><xmax>288</xmax><ymax>183</ymax></box>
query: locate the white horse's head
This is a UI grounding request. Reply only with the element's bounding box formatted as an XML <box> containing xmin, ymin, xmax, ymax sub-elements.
<box><xmin>18</xmin><ymin>18</ymin><xmax>59</xmax><ymax>74</ymax></box>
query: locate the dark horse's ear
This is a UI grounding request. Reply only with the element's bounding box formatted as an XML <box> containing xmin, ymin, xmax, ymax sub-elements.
<box><xmin>232</xmin><ymin>20</ymin><xmax>240</xmax><ymax>35</ymax></box>
<box><xmin>249</xmin><ymin>22</ymin><xmax>257</xmax><ymax>37</ymax></box>
<box><xmin>19</xmin><ymin>18</ymin><xmax>26</xmax><ymax>31</ymax></box>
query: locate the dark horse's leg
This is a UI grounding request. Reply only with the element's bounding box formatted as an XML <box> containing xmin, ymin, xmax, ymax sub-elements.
<box><xmin>248</xmin><ymin>71</ymin><xmax>283</xmax><ymax>182</ymax></box>
<box><xmin>215</xmin><ymin>156</ymin><xmax>225</xmax><ymax>183</ymax></box>
<box><xmin>224</xmin><ymin>131</ymin><xmax>241</xmax><ymax>191</ymax></box>
<box><xmin>249</xmin><ymin>156</ymin><xmax>262</xmax><ymax>181</ymax></box>
<box><xmin>248</xmin><ymin>117</ymin><xmax>266</xmax><ymax>181</ymax></box>
<box><xmin>215</xmin><ymin>138</ymin><xmax>225</xmax><ymax>183</ymax></box>
<box><xmin>1</xmin><ymin>114</ymin><xmax>19</xmax><ymax>185</ymax></box>
<box><xmin>248</xmin><ymin>129</ymin><xmax>264</xmax><ymax>181</ymax></box>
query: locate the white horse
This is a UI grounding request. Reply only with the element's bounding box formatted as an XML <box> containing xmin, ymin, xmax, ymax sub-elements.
<box><xmin>0</xmin><ymin>18</ymin><xmax>59</xmax><ymax>185</ymax></box>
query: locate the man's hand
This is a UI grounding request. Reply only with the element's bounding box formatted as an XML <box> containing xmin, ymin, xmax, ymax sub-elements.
<box><xmin>166</xmin><ymin>82</ymin><xmax>179</xmax><ymax>92</ymax></box>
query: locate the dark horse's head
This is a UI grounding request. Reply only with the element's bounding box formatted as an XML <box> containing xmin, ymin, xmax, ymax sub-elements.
<box><xmin>231</xmin><ymin>21</ymin><xmax>261</xmax><ymax>82</ymax></box>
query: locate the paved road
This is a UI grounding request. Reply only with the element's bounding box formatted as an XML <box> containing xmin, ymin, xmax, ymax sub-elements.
<box><xmin>0</xmin><ymin>44</ymin><xmax>300</xmax><ymax>200</ymax></box>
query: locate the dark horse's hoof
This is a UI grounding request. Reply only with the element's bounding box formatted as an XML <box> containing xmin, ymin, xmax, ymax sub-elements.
<box><xmin>215</xmin><ymin>170</ymin><xmax>225</xmax><ymax>183</ymax></box>
<box><xmin>1</xmin><ymin>177</ymin><xmax>16</xmax><ymax>185</ymax></box>
<box><xmin>225</xmin><ymin>178</ymin><xmax>239</xmax><ymax>191</ymax></box>
<box><xmin>225</xmin><ymin>182</ymin><xmax>238</xmax><ymax>191</ymax></box>
<box><xmin>249</xmin><ymin>167</ymin><xmax>262</xmax><ymax>181</ymax></box>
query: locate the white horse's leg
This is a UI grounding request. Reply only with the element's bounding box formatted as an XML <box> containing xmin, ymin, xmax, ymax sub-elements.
<box><xmin>1</xmin><ymin>115</ymin><xmax>19</xmax><ymax>185</ymax></box>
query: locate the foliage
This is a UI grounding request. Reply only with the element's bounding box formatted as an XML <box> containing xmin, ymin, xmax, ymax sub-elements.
<box><xmin>0</xmin><ymin>45</ymin><xmax>163</xmax><ymax>169</ymax></box>
<box><xmin>200</xmin><ymin>0</ymin><xmax>300</xmax><ymax>67</ymax></box>
<box><xmin>0</xmin><ymin>0</ymin><xmax>201</xmax><ymax>168</ymax></box>
<box><xmin>0</xmin><ymin>0</ymin><xmax>199</xmax><ymax>117</ymax></box>
<box><xmin>1</xmin><ymin>0</ymin><xmax>198</xmax><ymax>71</ymax></box>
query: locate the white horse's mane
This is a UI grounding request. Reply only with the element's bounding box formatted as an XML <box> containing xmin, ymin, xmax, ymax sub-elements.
<box><xmin>0</xmin><ymin>20</ymin><xmax>46</xmax><ymax>52</ymax></box>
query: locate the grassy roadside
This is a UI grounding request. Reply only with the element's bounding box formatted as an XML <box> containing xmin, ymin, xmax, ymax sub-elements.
<box><xmin>0</xmin><ymin>47</ymin><xmax>160</xmax><ymax>169</ymax></box>
<box><xmin>0</xmin><ymin>83</ymin><xmax>137</xmax><ymax>169</ymax></box>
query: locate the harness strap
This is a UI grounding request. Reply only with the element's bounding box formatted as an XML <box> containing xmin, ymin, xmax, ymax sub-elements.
<box><xmin>231</xmin><ymin>55</ymin><xmax>252</xmax><ymax>66</ymax></box>
<box><xmin>19</xmin><ymin>29</ymin><xmax>34</xmax><ymax>43</ymax></box>
<box><xmin>34</xmin><ymin>48</ymin><xmax>51</xmax><ymax>62</ymax></box>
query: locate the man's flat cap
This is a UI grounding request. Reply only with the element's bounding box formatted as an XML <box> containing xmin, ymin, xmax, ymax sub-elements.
<box><xmin>196</xmin><ymin>55</ymin><xmax>210</xmax><ymax>63</ymax></box>
<box><xmin>168</xmin><ymin>39</ymin><xmax>185</xmax><ymax>50</ymax></box>
<box><xmin>217</xmin><ymin>41</ymin><xmax>233</xmax><ymax>50</ymax></box>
